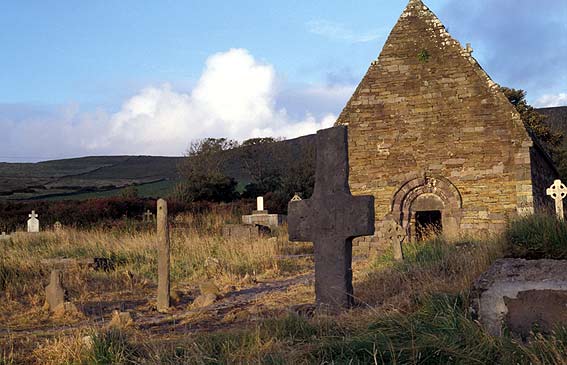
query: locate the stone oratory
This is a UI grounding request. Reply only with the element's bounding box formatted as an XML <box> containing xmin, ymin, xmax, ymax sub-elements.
<box><xmin>336</xmin><ymin>0</ymin><xmax>559</xmax><ymax>242</ymax></box>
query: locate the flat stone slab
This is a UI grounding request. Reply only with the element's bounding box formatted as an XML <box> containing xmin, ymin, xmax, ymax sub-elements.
<box><xmin>471</xmin><ymin>258</ymin><xmax>567</xmax><ymax>337</ymax></box>
<box><xmin>222</xmin><ymin>224</ymin><xmax>259</xmax><ymax>239</ymax></box>
<box><xmin>242</xmin><ymin>213</ymin><xmax>286</xmax><ymax>227</ymax></box>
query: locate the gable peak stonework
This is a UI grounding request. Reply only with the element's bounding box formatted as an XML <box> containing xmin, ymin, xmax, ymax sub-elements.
<box><xmin>334</xmin><ymin>1</ymin><xmax>558</xmax><ymax>243</ymax></box>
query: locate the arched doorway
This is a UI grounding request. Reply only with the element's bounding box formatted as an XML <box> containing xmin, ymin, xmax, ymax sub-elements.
<box><xmin>390</xmin><ymin>175</ymin><xmax>462</xmax><ymax>241</ymax></box>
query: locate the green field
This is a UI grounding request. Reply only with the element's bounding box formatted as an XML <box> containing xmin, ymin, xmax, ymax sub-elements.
<box><xmin>40</xmin><ymin>179</ymin><xmax>178</xmax><ymax>201</ymax></box>
<box><xmin>0</xmin><ymin>155</ymin><xmax>183</xmax><ymax>200</ymax></box>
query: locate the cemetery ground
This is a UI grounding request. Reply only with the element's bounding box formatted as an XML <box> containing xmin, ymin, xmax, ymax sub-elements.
<box><xmin>1</xmin><ymin>212</ymin><xmax>566</xmax><ymax>364</ymax></box>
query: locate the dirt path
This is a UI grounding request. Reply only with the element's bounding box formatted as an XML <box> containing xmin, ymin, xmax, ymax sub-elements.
<box><xmin>0</xmin><ymin>272</ymin><xmax>315</xmax><ymax>340</ymax></box>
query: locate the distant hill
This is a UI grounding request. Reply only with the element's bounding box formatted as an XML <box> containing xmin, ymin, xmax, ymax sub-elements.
<box><xmin>0</xmin><ymin>134</ymin><xmax>316</xmax><ymax>201</ymax></box>
<box><xmin>537</xmin><ymin>106</ymin><xmax>567</xmax><ymax>132</ymax></box>
<box><xmin>2</xmin><ymin>106</ymin><xmax>566</xmax><ymax>201</ymax></box>
<box><xmin>0</xmin><ymin>155</ymin><xmax>183</xmax><ymax>200</ymax></box>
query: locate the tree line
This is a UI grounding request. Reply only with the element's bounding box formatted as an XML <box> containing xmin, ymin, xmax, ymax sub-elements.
<box><xmin>174</xmin><ymin>136</ymin><xmax>315</xmax><ymax>213</ymax></box>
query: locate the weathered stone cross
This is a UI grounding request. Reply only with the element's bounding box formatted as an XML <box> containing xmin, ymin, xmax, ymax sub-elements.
<box><xmin>28</xmin><ymin>210</ymin><xmax>40</xmax><ymax>233</ymax></box>
<box><xmin>143</xmin><ymin>210</ymin><xmax>154</xmax><ymax>222</ymax></box>
<box><xmin>288</xmin><ymin>126</ymin><xmax>375</xmax><ymax>312</ymax></box>
<box><xmin>547</xmin><ymin>179</ymin><xmax>567</xmax><ymax>220</ymax></box>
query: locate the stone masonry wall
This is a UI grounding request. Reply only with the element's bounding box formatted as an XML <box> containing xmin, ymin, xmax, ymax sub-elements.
<box><xmin>337</xmin><ymin>0</ymin><xmax>534</xmax><ymax>238</ymax></box>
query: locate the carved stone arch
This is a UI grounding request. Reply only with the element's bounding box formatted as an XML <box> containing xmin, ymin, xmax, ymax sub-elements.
<box><xmin>391</xmin><ymin>175</ymin><xmax>463</xmax><ymax>240</ymax></box>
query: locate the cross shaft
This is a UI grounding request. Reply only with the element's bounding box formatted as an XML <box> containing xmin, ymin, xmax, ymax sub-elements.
<box><xmin>288</xmin><ymin>126</ymin><xmax>374</xmax><ymax>311</ymax></box>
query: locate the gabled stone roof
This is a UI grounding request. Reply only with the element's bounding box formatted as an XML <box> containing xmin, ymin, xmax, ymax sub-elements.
<box><xmin>336</xmin><ymin>0</ymin><xmax>531</xmax><ymax>146</ymax></box>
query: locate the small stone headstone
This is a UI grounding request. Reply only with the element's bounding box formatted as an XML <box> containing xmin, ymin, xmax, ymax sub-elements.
<box><xmin>143</xmin><ymin>210</ymin><xmax>154</xmax><ymax>222</ymax></box>
<box><xmin>45</xmin><ymin>270</ymin><xmax>65</xmax><ymax>312</ymax></box>
<box><xmin>108</xmin><ymin>310</ymin><xmax>134</xmax><ymax>329</ymax></box>
<box><xmin>377</xmin><ymin>221</ymin><xmax>406</xmax><ymax>261</ymax></box>
<box><xmin>0</xmin><ymin>232</ymin><xmax>9</xmax><ymax>240</ymax></box>
<box><xmin>253</xmin><ymin>196</ymin><xmax>267</xmax><ymax>214</ymax></box>
<box><xmin>53</xmin><ymin>221</ymin><xmax>62</xmax><ymax>232</ymax></box>
<box><xmin>192</xmin><ymin>281</ymin><xmax>220</xmax><ymax>309</ymax></box>
<box><xmin>27</xmin><ymin>210</ymin><xmax>40</xmax><ymax>233</ymax></box>
<box><xmin>257</xmin><ymin>197</ymin><xmax>264</xmax><ymax>211</ymax></box>
<box><xmin>546</xmin><ymin>179</ymin><xmax>567</xmax><ymax>220</ymax></box>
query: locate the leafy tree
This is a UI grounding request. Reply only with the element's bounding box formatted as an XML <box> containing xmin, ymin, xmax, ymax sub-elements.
<box><xmin>502</xmin><ymin>87</ymin><xmax>567</xmax><ymax>178</ymax></box>
<box><xmin>501</xmin><ymin>87</ymin><xmax>562</xmax><ymax>146</ymax></box>
<box><xmin>175</xmin><ymin>138</ymin><xmax>239</xmax><ymax>203</ymax></box>
<box><xmin>120</xmin><ymin>186</ymin><xmax>139</xmax><ymax>199</ymax></box>
<box><xmin>241</xmin><ymin>137</ymin><xmax>285</xmax><ymax>197</ymax></box>
<box><xmin>241</xmin><ymin>137</ymin><xmax>315</xmax><ymax>213</ymax></box>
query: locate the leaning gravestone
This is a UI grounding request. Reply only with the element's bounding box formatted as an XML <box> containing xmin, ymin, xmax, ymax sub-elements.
<box><xmin>157</xmin><ymin>199</ymin><xmax>170</xmax><ymax>312</ymax></box>
<box><xmin>27</xmin><ymin>210</ymin><xmax>40</xmax><ymax>233</ymax></box>
<box><xmin>288</xmin><ymin>126</ymin><xmax>375</xmax><ymax>312</ymax></box>
<box><xmin>45</xmin><ymin>270</ymin><xmax>65</xmax><ymax>312</ymax></box>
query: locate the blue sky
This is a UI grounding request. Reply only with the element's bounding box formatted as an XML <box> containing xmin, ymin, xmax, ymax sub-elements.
<box><xmin>1</xmin><ymin>0</ymin><xmax>566</xmax><ymax>161</ymax></box>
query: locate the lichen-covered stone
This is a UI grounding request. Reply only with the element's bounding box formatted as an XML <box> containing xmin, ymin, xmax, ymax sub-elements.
<box><xmin>471</xmin><ymin>259</ymin><xmax>567</xmax><ymax>337</ymax></box>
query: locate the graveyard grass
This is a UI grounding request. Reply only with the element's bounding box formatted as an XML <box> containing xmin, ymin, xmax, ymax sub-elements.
<box><xmin>1</xmin><ymin>213</ymin><xmax>567</xmax><ymax>364</ymax></box>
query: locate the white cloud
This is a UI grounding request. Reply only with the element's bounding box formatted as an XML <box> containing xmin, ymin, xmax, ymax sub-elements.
<box><xmin>1</xmin><ymin>49</ymin><xmax>339</xmax><ymax>160</ymax></box>
<box><xmin>99</xmin><ymin>48</ymin><xmax>336</xmax><ymax>154</ymax></box>
<box><xmin>307</xmin><ymin>20</ymin><xmax>384</xmax><ymax>43</ymax></box>
<box><xmin>535</xmin><ymin>93</ymin><xmax>567</xmax><ymax>108</ymax></box>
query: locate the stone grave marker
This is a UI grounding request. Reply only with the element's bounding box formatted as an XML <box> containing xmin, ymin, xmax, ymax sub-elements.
<box><xmin>53</xmin><ymin>221</ymin><xmax>62</xmax><ymax>232</ymax></box>
<box><xmin>27</xmin><ymin>210</ymin><xmax>40</xmax><ymax>233</ymax></box>
<box><xmin>143</xmin><ymin>210</ymin><xmax>154</xmax><ymax>222</ymax></box>
<box><xmin>0</xmin><ymin>232</ymin><xmax>9</xmax><ymax>240</ymax></box>
<box><xmin>242</xmin><ymin>196</ymin><xmax>285</xmax><ymax>227</ymax></box>
<box><xmin>546</xmin><ymin>179</ymin><xmax>567</xmax><ymax>220</ymax></box>
<box><xmin>157</xmin><ymin>199</ymin><xmax>170</xmax><ymax>312</ymax></box>
<box><xmin>45</xmin><ymin>270</ymin><xmax>65</xmax><ymax>312</ymax></box>
<box><xmin>288</xmin><ymin>126</ymin><xmax>375</xmax><ymax>311</ymax></box>
<box><xmin>255</xmin><ymin>196</ymin><xmax>266</xmax><ymax>213</ymax></box>
<box><xmin>379</xmin><ymin>221</ymin><xmax>406</xmax><ymax>261</ymax></box>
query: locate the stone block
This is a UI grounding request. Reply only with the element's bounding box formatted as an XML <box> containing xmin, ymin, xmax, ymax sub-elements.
<box><xmin>471</xmin><ymin>259</ymin><xmax>567</xmax><ymax>337</ymax></box>
<box><xmin>222</xmin><ymin>224</ymin><xmax>259</xmax><ymax>239</ymax></box>
<box><xmin>241</xmin><ymin>213</ymin><xmax>286</xmax><ymax>227</ymax></box>
<box><xmin>44</xmin><ymin>270</ymin><xmax>65</xmax><ymax>312</ymax></box>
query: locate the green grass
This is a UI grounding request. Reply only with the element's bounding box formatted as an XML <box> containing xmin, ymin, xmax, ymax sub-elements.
<box><xmin>506</xmin><ymin>214</ymin><xmax>567</xmax><ymax>259</ymax></box>
<box><xmin>75</xmin><ymin>294</ymin><xmax>565</xmax><ymax>364</ymax></box>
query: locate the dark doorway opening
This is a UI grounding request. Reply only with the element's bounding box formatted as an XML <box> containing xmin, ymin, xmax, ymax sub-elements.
<box><xmin>415</xmin><ymin>210</ymin><xmax>442</xmax><ymax>241</ymax></box>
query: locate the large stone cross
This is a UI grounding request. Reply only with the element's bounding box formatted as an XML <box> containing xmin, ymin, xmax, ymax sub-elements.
<box><xmin>546</xmin><ymin>179</ymin><xmax>567</xmax><ymax>220</ymax></box>
<box><xmin>288</xmin><ymin>126</ymin><xmax>375</xmax><ymax>311</ymax></box>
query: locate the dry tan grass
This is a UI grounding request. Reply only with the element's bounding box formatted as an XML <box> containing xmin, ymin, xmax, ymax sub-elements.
<box><xmin>2</xmin><ymin>210</ymin><xmax>530</xmax><ymax>364</ymax></box>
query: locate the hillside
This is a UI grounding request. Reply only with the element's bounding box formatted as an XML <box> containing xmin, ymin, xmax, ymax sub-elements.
<box><xmin>0</xmin><ymin>134</ymin><xmax>316</xmax><ymax>201</ymax></box>
<box><xmin>538</xmin><ymin>106</ymin><xmax>567</xmax><ymax>131</ymax></box>
<box><xmin>0</xmin><ymin>155</ymin><xmax>183</xmax><ymax>200</ymax></box>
